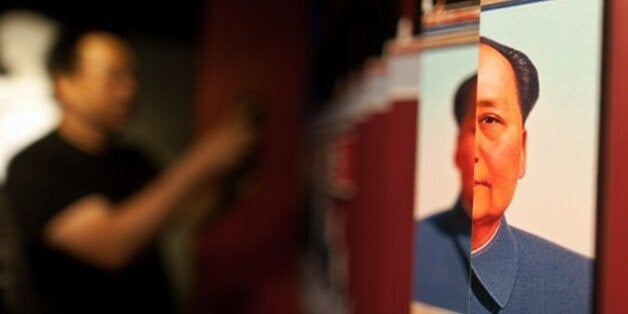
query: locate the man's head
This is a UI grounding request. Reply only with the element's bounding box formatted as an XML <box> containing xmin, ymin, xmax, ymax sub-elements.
<box><xmin>473</xmin><ymin>37</ymin><xmax>539</xmax><ymax>223</ymax></box>
<box><xmin>454</xmin><ymin>37</ymin><xmax>539</xmax><ymax>223</ymax></box>
<box><xmin>48</xmin><ymin>29</ymin><xmax>138</xmax><ymax>135</ymax></box>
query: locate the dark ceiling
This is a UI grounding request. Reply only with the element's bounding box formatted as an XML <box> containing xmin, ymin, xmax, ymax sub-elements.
<box><xmin>0</xmin><ymin>0</ymin><xmax>407</xmax><ymax>108</ymax></box>
<box><xmin>0</xmin><ymin>1</ymin><xmax>204</xmax><ymax>41</ymax></box>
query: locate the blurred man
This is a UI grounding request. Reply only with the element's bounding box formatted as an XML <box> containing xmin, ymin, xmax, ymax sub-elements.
<box><xmin>4</xmin><ymin>29</ymin><xmax>256</xmax><ymax>313</ymax></box>
<box><xmin>413</xmin><ymin>37</ymin><xmax>592</xmax><ymax>313</ymax></box>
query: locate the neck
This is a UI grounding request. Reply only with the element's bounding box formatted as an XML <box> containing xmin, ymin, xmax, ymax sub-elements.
<box><xmin>58</xmin><ymin>115</ymin><xmax>111</xmax><ymax>155</ymax></box>
<box><xmin>471</xmin><ymin>217</ymin><xmax>501</xmax><ymax>251</ymax></box>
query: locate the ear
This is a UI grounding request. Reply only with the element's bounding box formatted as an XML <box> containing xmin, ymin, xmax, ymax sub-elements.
<box><xmin>518</xmin><ymin>129</ymin><xmax>527</xmax><ymax>178</ymax></box>
<box><xmin>454</xmin><ymin>133</ymin><xmax>463</xmax><ymax>170</ymax></box>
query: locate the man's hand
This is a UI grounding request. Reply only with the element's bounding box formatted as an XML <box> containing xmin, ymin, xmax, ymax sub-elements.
<box><xmin>196</xmin><ymin>116</ymin><xmax>258</xmax><ymax>178</ymax></box>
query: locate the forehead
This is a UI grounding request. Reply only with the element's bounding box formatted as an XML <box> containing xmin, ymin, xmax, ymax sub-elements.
<box><xmin>75</xmin><ymin>33</ymin><xmax>136</xmax><ymax>69</ymax></box>
<box><xmin>478</xmin><ymin>43</ymin><xmax>519</xmax><ymax>105</ymax></box>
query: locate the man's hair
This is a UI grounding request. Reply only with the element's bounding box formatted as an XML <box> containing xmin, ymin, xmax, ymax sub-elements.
<box><xmin>453</xmin><ymin>38</ymin><xmax>539</xmax><ymax>127</ymax></box>
<box><xmin>480</xmin><ymin>36</ymin><xmax>539</xmax><ymax>122</ymax></box>
<box><xmin>46</xmin><ymin>27</ymin><xmax>130</xmax><ymax>76</ymax></box>
<box><xmin>453</xmin><ymin>73</ymin><xmax>477</xmax><ymax>127</ymax></box>
<box><xmin>46</xmin><ymin>27</ymin><xmax>85</xmax><ymax>76</ymax></box>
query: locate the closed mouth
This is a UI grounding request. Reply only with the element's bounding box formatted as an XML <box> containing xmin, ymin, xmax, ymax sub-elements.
<box><xmin>474</xmin><ymin>180</ymin><xmax>490</xmax><ymax>187</ymax></box>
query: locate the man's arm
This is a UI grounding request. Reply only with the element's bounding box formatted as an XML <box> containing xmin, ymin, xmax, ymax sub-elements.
<box><xmin>43</xmin><ymin>117</ymin><xmax>255</xmax><ymax>271</ymax></box>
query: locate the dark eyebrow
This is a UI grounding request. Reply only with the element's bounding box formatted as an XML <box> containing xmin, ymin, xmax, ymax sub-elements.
<box><xmin>477</xmin><ymin>100</ymin><xmax>496</xmax><ymax>108</ymax></box>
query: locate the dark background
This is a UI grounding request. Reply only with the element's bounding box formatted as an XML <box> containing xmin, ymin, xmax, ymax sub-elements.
<box><xmin>0</xmin><ymin>0</ymin><xmax>403</xmax><ymax>110</ymax></box>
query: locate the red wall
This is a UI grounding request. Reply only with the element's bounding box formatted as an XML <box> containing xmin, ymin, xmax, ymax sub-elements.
<box><xmin>599</xmin><ymin>0</ymin><xmax>628</xmax><ymax>312</ymax></box>
<box><xmin>193</xmin><ymin>1</ymin><xmax>306</xmax><ymax>313</ymax></box>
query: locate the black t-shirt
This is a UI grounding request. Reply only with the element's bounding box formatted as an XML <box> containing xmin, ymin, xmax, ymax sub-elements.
<box><xmin>5</xmin><ymin>132</ymin><xmax>173</xmax><ymax>314</ymax></box>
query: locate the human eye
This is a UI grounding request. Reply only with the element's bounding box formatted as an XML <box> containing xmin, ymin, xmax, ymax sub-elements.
<box><xmin>477</xmin><ymin>113</ymin><xmax>506</xmax><ymax>139</ymax></box>
<box><xmin>479</xmin><ymin>114</ymin><xmax>503</xmax><ymax>125</ymax></box>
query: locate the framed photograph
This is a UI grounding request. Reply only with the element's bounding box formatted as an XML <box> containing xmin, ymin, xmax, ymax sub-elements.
<box><xmin>470</xmin><ymin>0</ymin><xmax>603</xmax><ymax>312</ymax></box>
<box><xmin>413</xmin><ymin>0</ymin><xmax>604</xmax><ymax>312</ymax></box>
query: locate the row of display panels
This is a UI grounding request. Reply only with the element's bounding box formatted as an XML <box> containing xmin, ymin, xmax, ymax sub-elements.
<box><xmin>312</xmin><ymin>0</ymin><xmax>626</xmax><ymax>312</ymax></box>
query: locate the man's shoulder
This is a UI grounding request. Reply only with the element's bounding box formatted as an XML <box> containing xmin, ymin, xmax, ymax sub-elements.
<box><xmin>416</xmin><ymin>211</ymin><xmax>452</xmax><ymax>241</ymax></box>
<box><xmin>505</xmin><ymin>225</ymin><xmax>594</xmax><ymax>312</ymax></box>
<box><xmin>511</xmin><ymin>226</ymin><xmax>592</xmax><ymax>268</ymax></box>
<box><xmin>415</xmin><ymin>209</ymin><xmax>468</xmax><ymax>265</ymax></box>
<box><xmin>418</xmin><ymin>208</ymin><xmax>469</xmax><ymax>238</ymax></box>
<box><xmin>418</xmin><ymin>209</ymin><xmax>456</xmax><ymax>229</ymax></box>
<box><xmin>510</xmin><ymin>225</ymin><xmax>593</xmax><ymax>290</ymax></box>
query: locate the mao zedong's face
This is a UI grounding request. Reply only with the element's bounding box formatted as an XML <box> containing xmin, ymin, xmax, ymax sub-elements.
<box><xmin>470</xmin><ymin>43</ymin><xmax>527</xmax><ymax>225</ymax></box>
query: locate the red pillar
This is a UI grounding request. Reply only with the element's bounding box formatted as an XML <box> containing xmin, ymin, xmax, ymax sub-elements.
<box><xmin>599</xmin><ymin>0</ymin><xmax>628</xmax><ymax>312</ymax></box>
<box><xmin>379</xmin><ymin>100</ymin><xmax>416</xmax><ymax>314</ymax></box>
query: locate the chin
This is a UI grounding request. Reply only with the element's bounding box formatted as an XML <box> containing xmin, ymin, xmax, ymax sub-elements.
<box><xmin>472</xmin><ymin>206</ymin><xmax>506</xmax><ymax>224</ymax></box>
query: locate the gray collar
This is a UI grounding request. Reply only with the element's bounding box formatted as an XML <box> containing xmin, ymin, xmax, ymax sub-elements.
<box><xmin>467</xmin><ymin>217</ymin><xmax>519</xmax><ymax>309</ymax></box>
